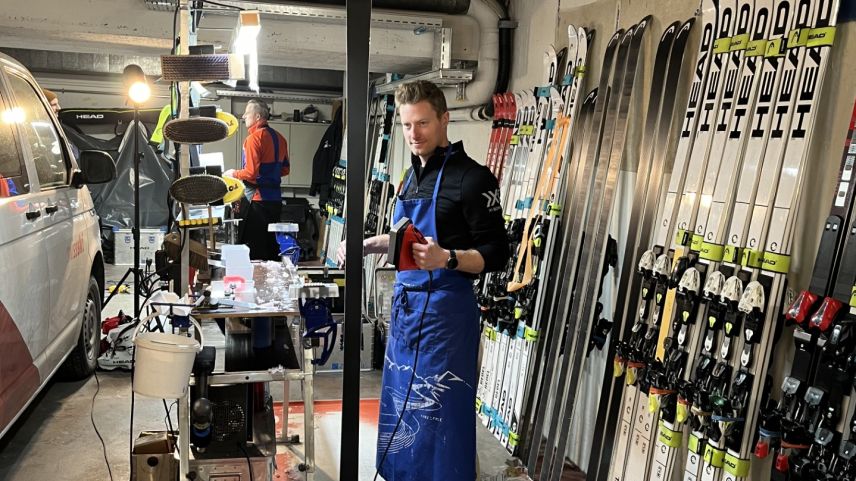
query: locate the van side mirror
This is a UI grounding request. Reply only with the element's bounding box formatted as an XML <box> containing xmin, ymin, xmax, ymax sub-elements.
<box><xmin>72</xmin><ymin>150</ymin><xmax>115</xmax><ymax>187</ymax></box>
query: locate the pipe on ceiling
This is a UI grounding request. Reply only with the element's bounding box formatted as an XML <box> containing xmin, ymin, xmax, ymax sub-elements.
<box><xmin>272</xmin><ymin>0</ymin><xmax>472</xmax><ymax>15</ymax></box>
<box><xmin>445</xmin><ymin>0</ymin><xmax>513</xmax><ymax>121</ymax></box>
<box><xmin>284</xmin><ymin>0</ymin><xmax>513</xmax><ymax>120</ymax></box>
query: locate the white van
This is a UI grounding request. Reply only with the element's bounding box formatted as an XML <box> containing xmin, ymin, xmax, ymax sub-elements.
<box><xmin>0</xmin><ymin>53</ymin><xmax>114</xmax><ymax>438</ymax></box>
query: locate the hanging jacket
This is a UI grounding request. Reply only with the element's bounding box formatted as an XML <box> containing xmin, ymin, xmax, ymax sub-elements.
<box><xmin>309</xmin><ymin>107</ymin><xmax>343</xmax><ymax>204</ymax></box>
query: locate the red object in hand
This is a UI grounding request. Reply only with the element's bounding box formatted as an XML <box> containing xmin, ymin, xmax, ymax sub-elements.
<box><xmin>785</xmin><ymin>290</ymin><xmax>818</xmax><ymax>326</ymax></box>
<box><xmin>389</xmin><ymin>217</ymin><xmax>428</xmax><ymax>271</ymax></box>
<box><xmin>398</xmin><ymin>224</ymin><xmax>427</xmax><ymax>271</ymax></box>
<box><xmin>809</xmin><ymin>296</ymin><xmax>844</xmax><ymax>332</ymax></box>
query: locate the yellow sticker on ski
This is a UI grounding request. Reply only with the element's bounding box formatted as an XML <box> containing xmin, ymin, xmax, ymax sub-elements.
<box><xmin>765</xmin><ymin>38</ymin><xmax>785</xmax><ymax>57</ymax></box>
<box><xmin>807</xmin><ymin>26</ymin><xmax>836</xmax><ymax>47</ymax></box>
<box><xmin>658</xmin><ymin>422</ymin><xmax>683</xmax><ymax>448</ymax></box>
<box><xmin>741</xmin><ymin>248</ymin><xmax>763</xmax><ymax>268</ymax></box>
<box><xmin>699</xmin><ymin>242</ymin><xmax>725</xmax><ymax>262</ymax></box>
<box><xmin>713</xmin><ymin>37</ymin><xmax>732</xmax><ymax>54</ymax></box>
<box><xmin>730</xmin><ymin>33</ymin><xmax>750</xmax><ymax>51</ymax></box>
<box><xmin>787</xmin><ymin>28</ymin><xmax>810</xmax><ymax>48</ymax></box>
<box><xmin>850</xmin><ymin>285</ymin><xmax>856</xmax><ymax>308</ymax></box>
<box><xmin>746</xmin><ymin>39</ymin><xmax>768</xmax><ymax>56</ymax></box>
<box><xmin>761</xmin><ymin>252</ymin><xmax>791</xmax><ymax>273</ymax></box>
<box><xmin>524</xmin><ymin>327</ymin><xmax>538</xmax><ymax>342</ymax></box>
<box><xmin>690</xmin><ymin>234</ymin><xmax>704</xmax><ymax>253</ymax></box>
<box><xmin>723</xmin><ymin>244</ymin><xmax>740</xmax><ymax>263</ymax></box>
<box><xmin>724</xmin><ymin>453</ymin><xmax>750</xmax><ymax>477</ymax></box>
<box><xmin>688</xmin><ymin>434</ymin><xmax>701</xmax><ymax>454</ymax></box>
<box><xmin>704</xmin><ymin>445</ymin><xmax>725</xmax><ymax>467</ymax></box>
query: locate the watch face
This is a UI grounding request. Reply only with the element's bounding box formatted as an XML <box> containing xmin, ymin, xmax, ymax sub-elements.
<box><xmin>447</xmin><ymin>252</ymin><xmax>458</xmax><ymax>269</ymax></box>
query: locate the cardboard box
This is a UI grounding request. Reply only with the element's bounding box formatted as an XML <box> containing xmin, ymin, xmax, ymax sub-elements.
<box><xmin>131</xmin><ymin>431</ymin><xmax>176</xmax><ymax>481</ymax></box>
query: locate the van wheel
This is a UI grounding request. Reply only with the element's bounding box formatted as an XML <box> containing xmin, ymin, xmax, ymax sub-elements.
<box><xmin>60</xmin><ymin>276</ymin><xmax>101</xmax><ymax>380</ymax></box>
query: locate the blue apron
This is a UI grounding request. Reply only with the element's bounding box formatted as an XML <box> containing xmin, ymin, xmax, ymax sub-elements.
<box><xmin>376</xmin><ymin>148</ymin><xmax>479</xmax><ymax>480</ymax></box>
<box><xmin>241</xmin><ymin>126</ymin><xmax>286</xmax><ymax>202</ymax></box>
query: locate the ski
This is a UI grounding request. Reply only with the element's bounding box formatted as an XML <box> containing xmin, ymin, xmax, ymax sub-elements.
<box><xmin>582</xmin><ymin>15</ymin><xmax>697</xmax><ymax>481</ymax></box>
<box><xmin>537</xmin><ymin>18</ymin><xmax>651</xmax><ymax>481</ymax></box>
<box><xmin>522</xmin><ymin>26</ymin><xmax>626</xmax><ymax>472</ymax></box>
<box><xmin>504</xmin><ymin>26</ymin><xmax>592</xmax><ymax>454</ymax></box>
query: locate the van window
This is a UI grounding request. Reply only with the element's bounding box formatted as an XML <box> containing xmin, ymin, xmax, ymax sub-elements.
<box><xmin>5</xmin><ymin>71</ymin><xmax>68</xmax><ymax>190</ymax></box>
<box><xmin>0</xmin><ymin>91</ymin><xmax>29</xmax><ymax>198</ymax></box>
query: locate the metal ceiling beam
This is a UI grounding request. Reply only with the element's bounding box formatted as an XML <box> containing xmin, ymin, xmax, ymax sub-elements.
<box><xmin>0</xmin><ymin>47</ymin><xmax>344</xmax><ymax>92</ymax></box>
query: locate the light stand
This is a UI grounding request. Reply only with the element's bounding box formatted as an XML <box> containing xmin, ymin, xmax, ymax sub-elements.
<box><xmin>103</xmin><ymin>69</ymin><xmax>152</xmax><ymax>319</ymax></box>
<box><xmin>128</xmin><ymin>70</ymin><xmax>151</xmax><ymax>320</ymax></box>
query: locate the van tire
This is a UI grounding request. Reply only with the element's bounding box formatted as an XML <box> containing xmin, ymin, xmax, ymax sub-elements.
<box><xmin>60</xmin><ymin>276</ymin><xmax>101</xmax><ymax>380</ymax></box>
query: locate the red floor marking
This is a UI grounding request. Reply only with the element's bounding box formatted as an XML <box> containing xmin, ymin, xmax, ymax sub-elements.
<box><xmin>271</xmin><ymin>399</ymin><xmax>381</xmax><ymax>479</ymax></box>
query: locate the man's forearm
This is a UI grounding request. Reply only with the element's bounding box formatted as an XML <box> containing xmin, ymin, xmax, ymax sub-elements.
<box><xmin>364</xmin><ymin>234</ymin><xmax>389</xmax><ymax>255</ymax></box>
<box><xmin>448</xmin><ymin>248</ymin><xmax>485</xmax><ymax>275</ymax></box>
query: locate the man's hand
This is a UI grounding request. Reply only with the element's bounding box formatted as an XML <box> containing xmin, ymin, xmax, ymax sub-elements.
<box><xmin>412</xmin><ymin>237</ymin><xmax>449</xmax><ymax>271</ymax></box>
<box><xmin>336</xmin><ymin>241</ymin><xmax>347</xmax><ymax>267</ymax></box>
<box><xmin>223</xmin><ymin>169</ymin><xmax>236</xmax><ymax>178</ymax></box>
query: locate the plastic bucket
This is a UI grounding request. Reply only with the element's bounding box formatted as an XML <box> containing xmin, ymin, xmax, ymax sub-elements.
<box><xmin>132</xmin><ymin>317</ymin><xmax>203</xmax><ymax>399</ymax></box>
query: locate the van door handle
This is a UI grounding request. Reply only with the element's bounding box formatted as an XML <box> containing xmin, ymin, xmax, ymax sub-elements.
<box><xmin>25</xmin><ymin>210</ymin><xmax>41</xmax><ymax>220</ymax></box>
<box><xmin>45</xmin><ymin>205</ymin><xmax>59</xmax><ymax>214</ymax></box>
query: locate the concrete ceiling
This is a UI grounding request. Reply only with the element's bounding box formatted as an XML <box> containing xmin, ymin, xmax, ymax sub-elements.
<box><xmin>0</xmin><ymin>0</ymin><xmax>474</xmax><ymax>75</ymax></box>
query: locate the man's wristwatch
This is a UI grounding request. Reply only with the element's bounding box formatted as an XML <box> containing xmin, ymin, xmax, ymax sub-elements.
<box><xmin>446</xmin><ymin>249</ymin><xmax>458</xmax><ymax>270</ymax></box>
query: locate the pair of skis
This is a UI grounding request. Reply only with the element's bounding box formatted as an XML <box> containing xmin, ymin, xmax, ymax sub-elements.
<box><xmin>477</xmin><ymin>26</ymin><xmax>590</xmax><ymax>454</ymax></box>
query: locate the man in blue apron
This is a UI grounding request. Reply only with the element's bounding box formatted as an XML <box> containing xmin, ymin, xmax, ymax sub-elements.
<box><xmin>339</xmin><ymin>81</ymin><xmax>508</xmax><ymax>480</ymax></box>
<box><xmin>225</xmin><ymin>99</ymin><xmax>290</xmax><ymax>261</ymax></box>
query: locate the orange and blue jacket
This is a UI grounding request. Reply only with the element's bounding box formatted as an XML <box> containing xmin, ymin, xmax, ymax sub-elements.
<box><xmin>233</xmin><ymin>120</ymin><xmax>290</xmax><ymax>202</ymax></box>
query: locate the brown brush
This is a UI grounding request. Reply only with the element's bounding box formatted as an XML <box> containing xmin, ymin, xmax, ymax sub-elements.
<box><xmin>160</xmin><ymin>54</ymin><xmax>244</xmax><ymax>82</ymax></box>
<box><xmin>163</xmin><ymin>232</ymin><xmax>209</xmax><ymax>271</ymax></box>
<box><xmin>163</xmin><ymin>117</ymin><xmax>229</xmax><ymax>144</ymax></box>
<box><xmin>169</xmin><ymin>175</ymin><xmax>228</xmax><ymax>205</ymax></box>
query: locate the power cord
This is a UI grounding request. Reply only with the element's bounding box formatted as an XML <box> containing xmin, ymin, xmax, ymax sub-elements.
<box><xmin>374</xmin><ymin>271</ymin><xmax>432</xmax><ymax>480</ymax></box>
<box><xmin>90</xmin><ymin>371</ymin><xmax>115</xmax><ymax>481</ymax></box>
<box><xmin>238</xmin><ymin>442</ymin><xmax>255</xmax><ymax>480</ymax></box>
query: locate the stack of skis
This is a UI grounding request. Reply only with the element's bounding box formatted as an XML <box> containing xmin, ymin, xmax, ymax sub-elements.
<box><xmin>477</xmin><ymin>0</ymin><xmax>843</xmax><ymax>480</ymax></box>
<box><xmin>600</xmin><ymin>0</ymin><xmax>841</xmax><ymax>480</ymax></box>
<box><xmin>321</xmin><ymin>88</ymin><xmax>399</xmax><ymax>275</ymax></box>
<box><xmin>468</xmin><ymin>0</ymin><xmax>844</xmax><ymax>481</ymax></box>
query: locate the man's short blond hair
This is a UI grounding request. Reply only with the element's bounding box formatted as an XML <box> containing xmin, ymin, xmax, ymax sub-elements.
<box><xmin>394</xmin><ymin>80</ymin><xmax>447</xmax><ymax>118</ymax></box>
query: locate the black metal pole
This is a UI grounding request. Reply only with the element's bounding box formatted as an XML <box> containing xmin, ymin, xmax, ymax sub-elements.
<box><xmin>133</xmin><ymin>107</ymin><xmax>141</xmax><ymax>320</ymax></box>
<box><xmin>341</xmin><ymin>0</ymin><xmax>370</xmax><ymax>477</ymax></box>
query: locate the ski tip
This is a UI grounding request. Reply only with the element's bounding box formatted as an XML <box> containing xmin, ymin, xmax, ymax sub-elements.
<box><xmin>681</xmin><ymin>16</ymin><xmax>696</xmax><ymax>33</ymax></box>
<box><xmin>662</xmin><ymin>20</ymin><xmax>682</xmax><ymax>40</ymax></box>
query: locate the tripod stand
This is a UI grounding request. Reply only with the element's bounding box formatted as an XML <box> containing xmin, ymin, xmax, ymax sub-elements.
<box><xmin>101</xmin><ymin>108</ymin><xmax>148</xmax><ymax>320</ymax></box>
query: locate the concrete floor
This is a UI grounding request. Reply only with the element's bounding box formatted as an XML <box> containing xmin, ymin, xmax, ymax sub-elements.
<box><xmin>0</xmin><ymin>264</ymin><xmax>515</xmax><ymax>481</ymax></box>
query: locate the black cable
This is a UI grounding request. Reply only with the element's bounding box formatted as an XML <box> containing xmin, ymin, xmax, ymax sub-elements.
<box><xmin>238</xmin><ymin>442</ymin><xmax>255</xmax><ymax>480</ymax></box>
<box><xmin>163</xmin><ymin>399</ymin><xmax>176</xmax><ymax>435</ymax></box>
<box><xmin>129</xmin><ymin>328</ymin><xmax>137</xmax><ymax>477</ymax></box>
<box><xmin>90</xmin><ymin>371</ymin><xmax>115</xmax><ymax>481</ymax></box>
<box><xmin>374</xmin><ymin>271</ymin><xmax>432</xmax><ymax>481</ymax></box>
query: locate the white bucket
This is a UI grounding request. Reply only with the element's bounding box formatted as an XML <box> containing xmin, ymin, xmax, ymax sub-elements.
<box><xmin>132</xmin><ymin>316</ymin><xmax>203</xmax><ymax>399</ymax></box>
